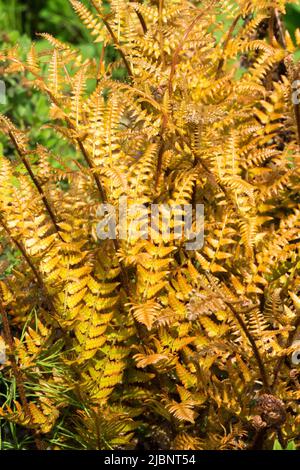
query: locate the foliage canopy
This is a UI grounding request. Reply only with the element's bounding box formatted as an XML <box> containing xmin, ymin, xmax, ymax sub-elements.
<box><xmin>0</xmin><ymin>0</ymin><xmax>300</xmax><ymax>450</ymax></box>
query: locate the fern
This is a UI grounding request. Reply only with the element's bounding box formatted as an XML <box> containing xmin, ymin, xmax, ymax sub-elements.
<box><xmin>0</xmin><ymin>0</ymin><xmax>300</xmax><ymax>451</ymax></box>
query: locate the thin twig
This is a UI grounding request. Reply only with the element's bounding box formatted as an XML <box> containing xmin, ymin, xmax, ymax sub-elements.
<box><xmin>8</xmin><ymin>131</ymin><xmax>63</xmax><ymax>241</ymax></box>
<box><xmin>274</xmin><ymin>9</ymin><xmax>286</xmax><ymax>48</ymax></box>
<box><xmin>0</xmin><ymin>216</ymin><xmax>45</xmax><ymax>289</ymax></box>
<box><xmin>216</xmin><ymin>14</ymin><xmax>241</xmax><ymax>78</ymax></box>
<box><xmin>0</xmin><ymin>216</ymin><xmax>64</xmax><ymax>332</ymax></box>
<box><xmin>41</xmin><ymin>86</ymin><xmax>107</xmax><ymax>203</ymax></box>
<box><xmin>91</xmin><ymin>0</ymin><xmax>133</xmax><ymax>78</ymax></box>
<box><xmin>224</xmin><ymin>301</ymin><xmax>271</xmax><ymax>392</ymax></box>
<box><xmin>129</xmin><ymin>0</ymin><xmax>147</xmax><ymax>34</ymax></box>
<box><xmin>168</xmin><ymin>11</ymin><xmax>206</xmax><ymax>96</ymax></box>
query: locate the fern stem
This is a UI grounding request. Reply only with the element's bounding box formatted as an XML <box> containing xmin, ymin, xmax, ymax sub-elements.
<box><xmin>129</xmin><ymin>0</ymin><xmax>147</xmax><ymax>34</ymax></box>
<box><xmin>41</xmin><ymin>86</ymin><xmax>107</xmax><ymax>203</ymax></box>
<box><xmin>268</xmin><ymin>8</ymin><xmax>286</xmax><ymax>49</ymax></box>
<box><xmin>0</xmin><ymin>216</ymin><xmax>44</xmax><ymax>288</ymax></box>
<box><xmin>7</xmin><ymin>64</ymin><xmax>107</xmax><ymax>205</ymax></box>
<box><xmin>154</xmin><ymin>139</ymin><xmax>165</xmax><ymax>192</ymax></box>
<box><xmin>43</xmin><ymin>92</ymin><xmax>133</xmax><ymax>312</ymax></box>
<box><xmin>77</xmin><ymin>139</ymin><xmax>106</xmax><ymax>202</ymax></box>
<box><xmin>268</xmin><ymin>10</ymin><xmax>275</xmax><ymax>46</ymax></box>
<box><xmin>225</xmin><ymin>301</ymin><xmax>270</xmax><ymax>392</ymax></box>
<box><xmin>0</xmin><ymin>216</ymin><xmax>64</xmax><ymax>332</ymax></box>
<box><xmin>135</xmin><ymin>11</ymin><xmax>147</xmax><ymax>34</ymax></box>
<box><xmin>216</xmin><ymin>14</ymin><xmax>241</xmax><ymax>79</ymax></box>
<box><xmin>0</xmin><ymin>298</ymin><xmax>44</xmax><ymax>450</ymax></box>
<box><xmin>168</xmin><ymin>10</ymin><xmax>206</xmax><ymax>96</ymax></box>
<box><xmin>90</xmin><ymin>408</ymin><xmax>102</xmax><ymax>450</ymax></box>
<box><xmin>102</xmin><ymin>19</ymin><xmax>132</xmax><ymax>78</ymax></box>
<box><xmin>90</xmin><ymin>0</ymin><xmax>133</xmax><ymax>78</ymax></box>
<box><xmin>184</xmin><ymin>134</ymin><xmax>230</xmax><ymax>198</ymax></box>
<box><xmin>274</xmin><ymin>9</ymin><xmax>286</xmax><ymax>48</ymax></box>
<box><xmin>8</xmin><ymin>131</ymin><xmax>63</xmax><ymax>242</ymax></box>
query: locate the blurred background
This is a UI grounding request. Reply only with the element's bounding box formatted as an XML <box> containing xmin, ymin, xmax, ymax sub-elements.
<box><xmin>0</xmin><ymin>0</ymin><xmax>101</xmax><ymax>46</ymax></box>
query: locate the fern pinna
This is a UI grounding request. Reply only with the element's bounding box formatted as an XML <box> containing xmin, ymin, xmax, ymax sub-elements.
<box><xmin>0</xmin><ymin>0</ymin><xmax>300</xmax><ymax>450</ymax></box>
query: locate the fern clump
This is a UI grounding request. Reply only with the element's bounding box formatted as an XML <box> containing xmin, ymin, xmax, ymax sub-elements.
<box><xmin>0</xmin><ymin>0</ymin><xmax>300</xmax><ymax>450</ymax></box>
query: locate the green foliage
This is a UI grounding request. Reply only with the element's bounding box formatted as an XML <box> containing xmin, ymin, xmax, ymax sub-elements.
<box><xmin>273</xmin><ymin>439</ymin><xmax>297</xmax><ymax>450</ymax></box>
<box><xmin>285</xmin><ymin>3</ymin><xmax>300</xmax><ymax>40</ymax></box>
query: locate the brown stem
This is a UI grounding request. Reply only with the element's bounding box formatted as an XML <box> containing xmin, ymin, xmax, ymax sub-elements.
<box><xmin>225</xmin><ymin>301</ymin><xmax>270</xmax><ymax>392</ymax></box>
<box><xmin>12</xmin><ymin>63</ymin><xmax>131</xmax><ymax>331</ymax></box>
<box><xmin>8</xmin><ymin>60</ymin><xmax>106</xmax><ymax>204</ymax></box>
<box><xmin>268</xmin><ymin>10</ymin><xmax>275</xmax><ymax>46</ymax></box>
<box><xmin>135</xmin><ymin>11</ymin><xmax>147</xmax><ymax>34</ymax></box>
<box><xmin>154</xmin><ymin>137</ymin><xmax>165</xmax><ymax>193</ymax></box>
<box><xmin>0</xmin><ymin>217</ymin><xmax>44</xmax><ymax>289</ymax></box>
<box><xmin>274</xmin><ymin>9</ymin><xmax>286</xmax><ymax>48</ymax></box>
<box><xmin>181</xmin><ymin>134</ymin><xmax>229</xmax><ymax>197</ymax></box>
<box><xmin>90</xmin><ymin>0</ymin><xmax>133</xmax><ymax>78</ymax></box>
<box><xmin>103</xmin><ymin>19</ymin><xmax>132</xmax><ymax>78</ymax></box>
<box><xmin>129</xmin><ymin>0</ymin><xmax>147</xmax><ymax>34</ymax></box>
<box><xmin>41</xmin><ymin>86</ymin><xmax>107</xmax><ymax>203</ymax></box>
<box><xmin>112</xmin><ymin>238</ymin><xmax>130</xmax><ymax>295</ymax></box>
<box><xmin>11</xmin><ymin>63</ymin><xmax>106</xmax><ymax>202</ymax></box>
<box><xmin>216</xmin><ymin>14</ymin><xmax>241</xmax><ymax>79</ymax></box>
<box><xmin>8</xmin><ymin>131</ymin><xmax>63</xmax><ymax>241</ymax></box>
<box><xmin>268</xmin><ymin>8</ymin><xmax>286</xmax><ymax>49</ymax></box>
<box><xmin>89</xmin><ymin>408</ymin><xmax>102</xmax><ymax>450</ymax></box>
<box><xmin>0</xmin><ymin>299</ymin><xmax>44</xmax><ymax>449</ymax></box>
<box><xmin>168</xmin><ymin>11</ymin><xmax>206</xmax><ymax>96</ymax></box>
<box><xmin>43</xmin><ymin>81</ymin><xmax>133</xmax><ymax>312</ymax></box>
<box><xmin>277</xmin><ymin>428</ymin><xmax>286</xmax><ymax>449</ymax></box>
<box><xmin>77</xmin><ymin>139</ymin><xmax>106</xmax><ymax>201</ymax></box>
<box><xmin>0</xmin><ymin>216</ymin><xmax>64</xmax><ymax>331</ymax></box>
